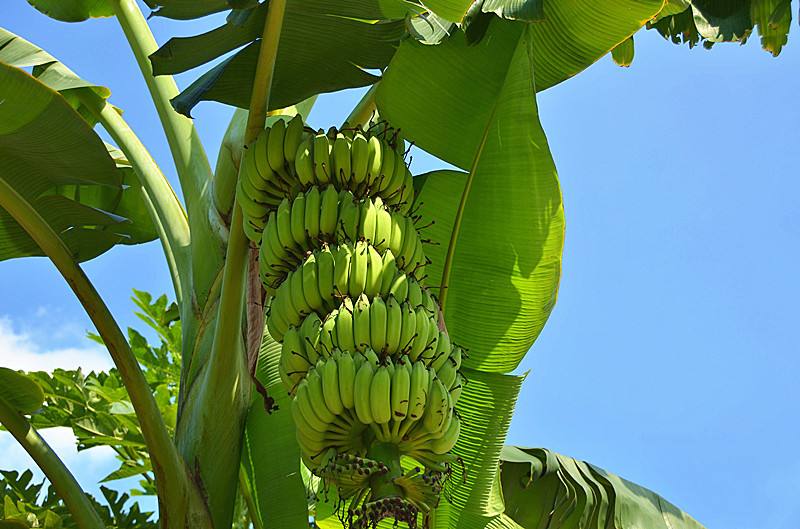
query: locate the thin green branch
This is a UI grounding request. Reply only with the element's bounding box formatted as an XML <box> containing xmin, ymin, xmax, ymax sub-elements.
<box><xmin>345</xmin><ymin>84</ymin><xmax>378</xmax><ymax>127</ymax></box>
<box><xmin>210</xmin><ymin>0</ymin><xmax>288</xmax><ymax>383</ymax></box>
<box><xmin>91</xmin><ymin>101</ymin><xmax>190</xmax><ymax>306</ymax></box>
<box><xmin>0</xmin><ymin>399</ymin><xmax>104</xmax><ymax>529</ymax></box>
<box><xmin>0</xmin><ymin>175</ymin><xmax>193</xmax><ymax>519</ymax></box>
<box><xmin>110</xmin><ymin>0</ymin><xmax>213</xmax><ymax>215</ymax></box>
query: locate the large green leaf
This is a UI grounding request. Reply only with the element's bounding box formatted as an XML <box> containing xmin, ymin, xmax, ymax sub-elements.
<box><xmin>377</xmin><ymin>20</ymin><xmax>564</xmax><ymax>373</ymax></box>
<box><xmin>444</xmin><ymin>370</ymin><xmax>525</xmax><ymax>529</ymax></box>
<box><xmin>0</xmin><ymin>28</ymin><xmax>110</xmax><ymax>124</ymax></box>
<box><xmin>530</xmin><ymin>0</ymin><xmax>664</xmax><ymax>91</ymax></box>
<box><xmin>241</xmin><ymin>327</ymin><xmax>308</xmax><ymax>529</ymax></box>
<box><xmin>0</xmin><ymin>63</ymin><xmax>156</xmax><ymax>262</ymax></box>
<box><xmin>155</xmin><ymin>1</ymin><xmax>405</xmax><ymax>116</ymax></box>
<box><xmin>647</xmin><ymin>0</ymin><xmax>793</xmax><ymax>55</ymax></box>
<box><xmin>25</xmin><ymin>0</ymin><xmax>114</xmax><ymax>22</ymax></box>
<box><xmin>0</xmin><ymin>368</ymin><xmax>45</xmax><ymax>415</ymax></box>
<box><xmin>499</xmin><ymin>447</ymin><xmax>706</xmax><ymax>529</ymax></box>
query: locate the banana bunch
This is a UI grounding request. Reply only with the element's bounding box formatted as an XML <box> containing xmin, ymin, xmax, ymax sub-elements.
<box><xmin>288</xmin><ymin>351</ymin><xmax>462</xmax><ymax>471</ymax></box>
<box><xmin>237</xmin><ymin>115</ymin><xmax>308</xmax><ymax>243</ymax></box>
<box><xmin>248</xmin><ymin>118</ymin><xmax>463</xmax><ymax>528</ymax></box>
<box><xmin>258</xmin><ymin>191</ymin><xmax>428</xmax><ymax>290</ymax></box>
<box><xmin>265</xmin><ymin>242</ymin><xmax>436</xmax><ymax>341</ymax></box>
<box><xmin>237</xmin><ymin>118</ymin><xmax>415</xmax><ymax>246</ymax></box>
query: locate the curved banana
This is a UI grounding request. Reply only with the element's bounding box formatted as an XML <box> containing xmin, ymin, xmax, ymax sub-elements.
<box><xmin>370</xmin><ymin>365</ymin><xmax>392</xmax><ymax>425</ymax></box>
<box><xmin>353</xmin><ymin>360</ymin><xmax>375</xmax><ymax>424</ymax></box>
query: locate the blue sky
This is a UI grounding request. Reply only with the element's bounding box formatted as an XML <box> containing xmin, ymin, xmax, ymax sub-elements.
<box><xmin>2</xmin><ymin>3</ymin><xmax>799</xmax><ymax>528</ymax></box>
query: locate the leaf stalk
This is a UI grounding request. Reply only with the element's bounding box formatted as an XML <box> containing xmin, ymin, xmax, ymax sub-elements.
<box><xmin>0</xmin><ymin>398</ymin><xmax>104</xmax><ymax>529</ymax></box>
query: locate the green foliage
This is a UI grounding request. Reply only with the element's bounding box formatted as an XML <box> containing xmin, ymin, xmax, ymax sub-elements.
<box><xmin>0</xmin><ymin>369</ymin><xmax>44</xmax><ymax>415</ymax></box>
<box><xmin>500</xmin><ymin>447</ymin><xmax>704</xmax><ymax>529</ymax></box>
<box><xmin>0</xmin><ymin>469</ymin><xmax>155</xmax><ymax>528</ymax></box>
<box><xmin>25</xmin><ymin>291</ymin><xmax>180</xmax><ymax>497</ymax></box>
<box><xmin>647</xmin><ymin>0</ymin><xmax>794</xmax><ymax>55</ymax></box>
<box><xmin>150</xmin><ymin>1</ymin><xmax>405</xmax><ymax>117</ymax></box>
<box><xmin>25</xmin><ymin>0</ymin><xmax>114</xmax><ymax>23</ymax></box>
<box><xmin>0</xmin><ymin>29</ymin><xmax>157</xmax><ymax>263</ymax></box>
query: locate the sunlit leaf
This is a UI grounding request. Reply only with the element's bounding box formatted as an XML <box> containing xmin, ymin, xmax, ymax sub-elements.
<box><xmin>500</xmin><ymin>447</ymin><xmax>706</xmax><ymax>529</ymax></box>
<box><xmin>378</xmin><ymin>20</ymin><xmax>564</xmax><ymax>372</ymax></box>
<box><xmin>25</xmin><ymin>0</ymin><xmax>114</xmax><ymax>23</ymax></box>
<box><xmin>0</xmin><ymin>368</ymin><xmax>45</xmax><ymax>414</ymax></box>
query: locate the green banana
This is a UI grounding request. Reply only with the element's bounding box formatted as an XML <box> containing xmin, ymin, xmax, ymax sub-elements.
<box><xmin>322</xmin><ymin>356</ymin><xmax>344</xmax><ymax>416</ymax></box>
<box><xmin>370</xmin><ymin>365</ymin><xmax>392</xmax><ymax>425</ymax></box>
<box><xmin>373</xmin><ymin>204</ymin><xmax>392</xmax><ymax>252</ymax></box>
<box><xmin>319</xmin><ymin>310</ymin><xmax>338</xmax><ymax>356</ymax></box>
<box><xmin>304</xmin><ymin>185</ymin><xmax>321</xmax><ymax>244</ymax></box>
<box><xmin>319</xmin><ymin>185</ymin><xmax>339</xmax><ymax>237</ymax></box>
<box><xmin>351</xmin><ymin>131</ymin><xmax>370</xmax><ymax>190</ymax></box>
<box><xmin>276</xmin><ymin>199</ymin><xmax>298</xmax><ymax>255</ymax></box>
<box><xmin>389</xmin><ymin>273</ymin><xmax>410</xmax><ymax>303</ymax></box>
<box><xmin>299</xmin><ymin>313</ymin><xmax>322</xmax><ymax>365</ymax></box>
<box><xmin>407</xmin><ymin>361</ymin><xmax>429</xmax><ymax>422</ymax></box>
<box><xmin>422</xmin><ymin>377</ymin><xmax>448</xmax><ymax>433</ymax></box>
<box><xmin>409</xmin><ymin>307</ymin><xmax>431</xmax><ymax>361</ymax></box>
<box><xmin>316</xmin><ymin>246</ymin><xmax>336</xmax><ymax>311</ymax></box>
<box><xmin>333</xmin><ymin>243</ymin><xmax>353</xmax><ymax>297</ymax></box>
<box><xmin>295</xmin><ymin>136</ymin><xmax>316</xmax><ymax>187</ymax></box>
<box><xmin>397</xmin><ymin>299</ymin><xmax>417</xmax><ymax>355</ymax></box>
<box><xmin>370</xmin><ymin>296</ymin><xmax>388</xmax><ymax>352</ymax></box>
<box><xmin>296</xmin><ymin>380</ymin><xmax>331</xmax><ymax>432</ymax></box>
<box><xmin>399</xmin><ymin>215</ymin><xmax>419</xmax><ymax>271</ymax></box>
<box><xmin>349</xmin><ymin>241</ymin><xmax>369</xmax><ymax>297</ymax></box>
<box><xmin>364</xmin><ymin>244</ymin><xmax>384</xmax><ymax>298</ymax></box>
<box><xmin>267</xmin><ymin>118</ymin><xmax>288</xmax><ymax>177</ymax></box>
<box><xmin>430</xmin><ymin>331</ymin><xmax>451</xmax><ymax>371</ymax></box>
<box><xmin>337</xmin><ymin>351</ymin><xmax>356</xmax><ymax>410</ymax></box>
<box><xmin>365</xmin><ymin>135</ymin><xmax>383</xmax><ymax>192</ymax></box>
<box><xmin>302</xmin><ymin>255</ymin><xmax>324</xmax><ymax>312</ymax></box>
<box><xmin>284</xmin><ymin>114</ymin><xmax>305</xmax><ymax>164</ymax></box>
<box><xmin>407</xmin><ymin>279</ymin><xmax>423</xmax><ymax>310</ymax></box>
<box><xmin>436</xmin><ymin>356</ymin><xmax>457</xmax><ymax>391</ymax></box>
<box><xmin>337</xmin><ymin>191</ymin><xmax>359</xmax><ymax>242</ymax></box>
<box><xmin>353</xmin><ymin>295</ymin><xmax>371</xmax><ymax>352</ymax></box>
<box><xmin>377</xmin><ymin>140</ymin><xmax>395</xmax><ymax>193</ymax></box>
<box><xmin>291</xmin><ymin>191</ymin><xmax>307</xmax><ymax>248</ymax></box>
<box><xmin>353</xmin><ymin>360</ymin><xmax>375</xmax><ymax>424</ymax></box>
<box><xmin>360</xmin><ymin>197</ymin><xmax>378</xmax><ymax>245</ymax></box>
<box><xmin>306</xmin><ymin>370</ymin><xmax>339</xmax><ymax>424</ymax></box>
<box><xmin>390</xmin><ymin>359</ymin><xmax>411</xmax><ymax>421</ymax></box>
<box><xmin>332</xmin><ymin>133</ymin><xmax>352</xmax><ymax>188</ymax></box>
<box><xmin>380</xmin><ymin>250</ymin><xmax>399</xmax><ymax>295</ymax></box>
<box><xmin>313</xmin><ymin>130</ymin><xmax>332</xmax><ymax>184</ymax></box>
<box><xmin>385</xmin><ymin>295</ymin><xmax>402</xmax><ymax>354</ymax></box>
<box><xmin>336</xmin><ymin>298</ymin><xmax>356</xmax><ymax>352</ymax></box>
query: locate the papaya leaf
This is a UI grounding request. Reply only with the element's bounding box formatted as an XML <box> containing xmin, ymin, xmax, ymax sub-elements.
<box><xmin>25</xmin><ymin>0</ymin><xmax>114</xmax><ymax>23</ymax></box>
<box><xmin>0</xmin><ymin>368</ymin><xmax>45</xmax><ymax>415</ymax></box>
<box><xmin>377</xmin><ymin>19</ymin><xmax>564</xmax><ymax>373</ymax></box>
<box><xmin>500</xmin><ymin>447</ymin><xmax>706</xmax><ymax>529</ymax></box>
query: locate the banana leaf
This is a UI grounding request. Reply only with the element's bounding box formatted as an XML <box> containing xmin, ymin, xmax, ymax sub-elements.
<box><xmin>377</xmin><ymin>19</ymin><xmax>564</xmax><ymax>373</ymax></box>
<box><xmin>499</xmin><ymin>446</ymin><xmax>706</xmax><ymax>529</ymax></box>
<box><xmin>0</xmin><ymin>61</ymin><xmax>156</xmax><ymax>262</ymax></box>
<box><xmin>25</xmin><ymin>0</ymin><xmax>115</xmax><ymax>23</ymax></box>
<box><xmin>154</xmin><ymin>1</ymin><xmax>405</xmax><ymax>116</ymax></box>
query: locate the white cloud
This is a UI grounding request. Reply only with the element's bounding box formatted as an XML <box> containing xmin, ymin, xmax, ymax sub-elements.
<box><xmin>0</xmin><ymin>316</ymin><xmax>112</xmax><ymax>373</ymax></box>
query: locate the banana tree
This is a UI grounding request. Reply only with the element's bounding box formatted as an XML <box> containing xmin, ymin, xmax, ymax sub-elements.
<box><xmin>0</xmin><ymin>0</ymin><xmax>793</xmax><ymax>528</ymax></box>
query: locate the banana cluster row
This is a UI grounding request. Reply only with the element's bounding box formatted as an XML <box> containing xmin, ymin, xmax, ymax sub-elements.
<box><xmin>290</xmin><ymin>352</ymin><xmax>462</xmax><ymax>472</ymax></box>
<box><xmin>279</xmin><ymin>294</ymin><xmax>458</xmax><ymax>389</ymax></box>
<box><xmin>257</xmin><ymin>190</ymin><xmax>427</xmax><ymax>288</ymax></box>
<box><xmin>266</xmin><ymin>241</ymin><xmax>434</xmax><ymax>341</ymax></box>
<box><xmin>237</xmin><ymin>116</ymin><xmax>414</xmax><ymax>243</ymax></box>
